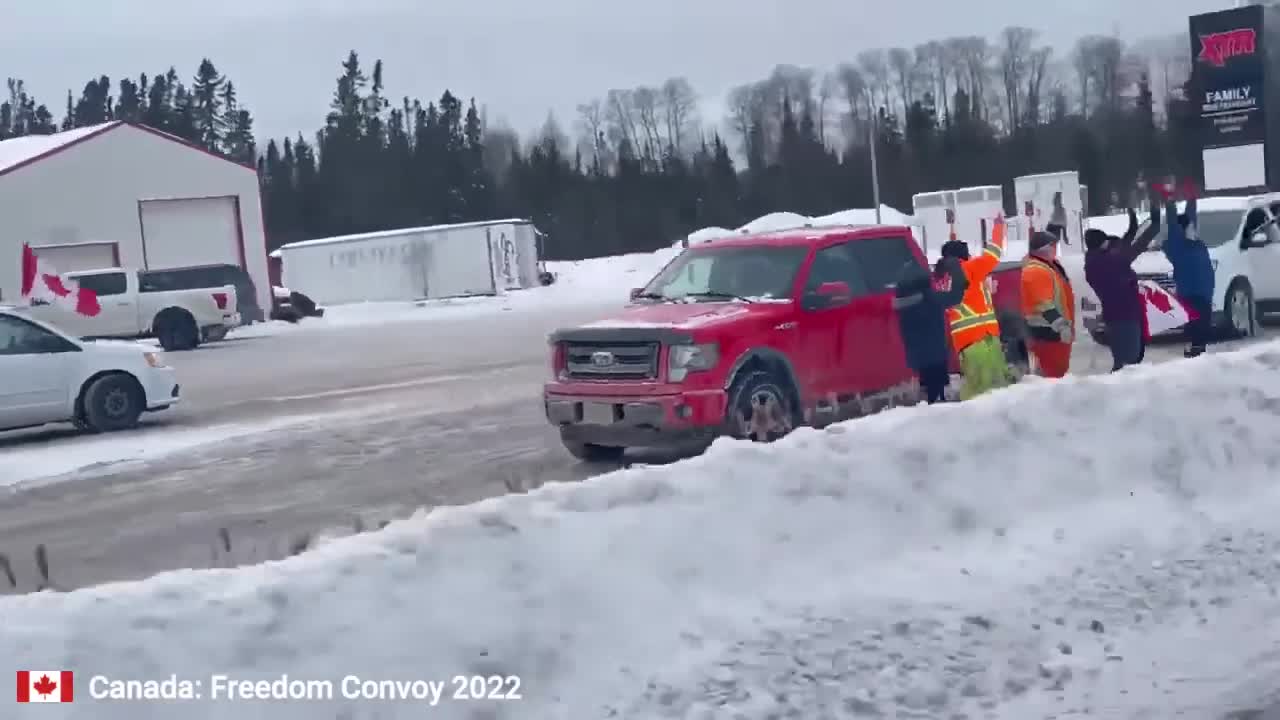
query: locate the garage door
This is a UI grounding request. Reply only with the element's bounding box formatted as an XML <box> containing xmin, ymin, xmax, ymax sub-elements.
<box><xmin>30</xmin><ymin>242</ymin><xmax>119</xmax><ymax>273</ymax></box>
<box><xmin>139</xmin><ymin>196</ymin><xmax>243</xmax><ymax>270</ymax></box>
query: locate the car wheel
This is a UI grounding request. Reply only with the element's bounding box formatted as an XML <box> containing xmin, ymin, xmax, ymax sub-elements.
<box><xmin>559</xmin><ymin>431</ymin><xmax>626</xmax><ymax>463</ymax></box>
<box><xmin>1223</xmin><ymin>280</ymin><xmax>1256</xmax><ymax>339</ymax></box>
<box><xmin>81</xmin><ymin>373</ymin><xmax>144</xmax><ymax>432</ymax></box>
<box><xmin>724</xmin><ymin>369</ymin><xmax>796</xmax><ymax>442</ymax></box>
<box><xmin>156</xmin><ymin>311</ymin><xmax>198</xmax><ymax>351</ymax></box>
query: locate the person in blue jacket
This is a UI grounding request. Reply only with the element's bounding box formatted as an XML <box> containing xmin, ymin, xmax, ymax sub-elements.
<box><xmin>1157</xmin><ymin>180</ymin><xmax>1214</xmax><ymax>358</ymax></box>
<box><xmin>892</xmin><ymin>257</ymin><xmax>968</xmax><ymax>403</ymax></box>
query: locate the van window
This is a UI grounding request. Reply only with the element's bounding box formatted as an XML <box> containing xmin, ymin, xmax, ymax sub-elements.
<box><xmin>74</xmin><ymin>271</ymin><xmax>127</xmax><ymax>296</ymax></box>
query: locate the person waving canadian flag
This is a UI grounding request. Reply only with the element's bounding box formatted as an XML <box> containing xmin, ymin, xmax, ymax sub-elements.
<box><xmin>1141</xmin><ymin>279</ymin><xmax>1199</xmax><ymax>337</ymax></box>
<box><xmin>19</xmin><ymin>244</ymin><xmax>101</xmax><ymax>316</ymax></box>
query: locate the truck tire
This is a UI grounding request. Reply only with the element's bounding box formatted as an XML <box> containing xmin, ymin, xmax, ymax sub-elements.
<box><xmin>1221</xmin><ymin>279</ymin><xmax>1256</xmax><ymax>339</ymax></box>
<box><xmin>559</xmin><ymin>431</ymin><xmax>625</xmax><ymax>463</ymax></box>
<box><xmin>155</xmin><ymin>309</ymin><xmax>199</xmax><ymax>351</ymax></box>
<box><xmin>80</xmin><ymin>373</ymin><xmax>144</xmax><ymax>432</ymax></box>
<box><xmin>723</xmin><ymin>369</ymin><xmax>796</xmax><ymax>442</ymax></box>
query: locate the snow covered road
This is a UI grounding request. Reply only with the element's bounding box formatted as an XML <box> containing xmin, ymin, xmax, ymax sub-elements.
<box><xmin>3</xmin><ymin>340</ymin><xmax>1280</xmax><ymax>718</ymax></box>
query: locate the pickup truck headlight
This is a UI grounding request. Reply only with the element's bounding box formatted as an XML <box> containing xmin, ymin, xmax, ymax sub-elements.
<box><xmin>668</xmin><ymin>343</ymin><xmax>719</xmax><ymax>381</ymax></box>
<box><xmin>143</xmin><ymin>351</ymin><xmax>165</xmax><ymax>368</ymax></box>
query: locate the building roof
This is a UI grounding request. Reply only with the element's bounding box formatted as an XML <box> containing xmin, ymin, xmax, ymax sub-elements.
<box><xmin>277</xmin><ymin>218</ymin><xmax>534</xmax><ymax>252</ymax></box>
<box><xmin>0</xmin><ymin>122</ymin><xmax>117</xmax><ymax>175</ymax></box>
<box><xmin>0</xmin><ymin>121</ymin><xmax>255</xmax><ymax>178</ymax></box>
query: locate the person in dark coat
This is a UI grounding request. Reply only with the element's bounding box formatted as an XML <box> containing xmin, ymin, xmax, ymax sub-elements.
<box><xmin>1084</xmin><ymin>192</ymin><xmax>1161</xmax><ymax>371</ymax></box>
<box><xmin>893</xmin><ymin>257</ymin><xmax>969</xmax><ymax>403</ymax></box>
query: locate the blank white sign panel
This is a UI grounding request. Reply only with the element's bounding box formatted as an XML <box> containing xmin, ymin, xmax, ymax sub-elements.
<box><xmin>1202</xmin><ymin>143</ymin><xmax>1266</xmax><ymax>191</ymax></box>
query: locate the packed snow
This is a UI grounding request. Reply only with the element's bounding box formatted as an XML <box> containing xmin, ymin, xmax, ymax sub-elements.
<box><xmin>5</xmin><ymin>343</ymin><xmax>1280</xmax><ymax>718</ymax></box>
<box><xmin>1</xmin><ymin>404</ymin><xmax>401</xmax><ymax>489</ymax></box>
<box><xmin>0</xmin><ymin>122</ymin><xmax>115</xmax><ymax>172</ymax></box>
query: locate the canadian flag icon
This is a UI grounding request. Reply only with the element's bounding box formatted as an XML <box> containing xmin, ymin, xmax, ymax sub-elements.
<box><xmin>16</xmin><ymin>670</ymin><xmax>74</xmax><ymax>703</ymax></box>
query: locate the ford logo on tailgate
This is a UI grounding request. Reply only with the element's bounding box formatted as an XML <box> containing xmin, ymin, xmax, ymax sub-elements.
<box><xmin>590</xmin><ymin>351</ymin><xmax>615</xmax><ymax>367</ymax></box>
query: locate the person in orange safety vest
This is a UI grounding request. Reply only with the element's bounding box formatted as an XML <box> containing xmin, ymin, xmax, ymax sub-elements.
<box><xmin>936</xmin><ymin>213</ymin><xmax>1011</xmax><ymax>400</ymax></box>
<box><xmin>1020</xmin><ymin>228</ymin><xmax>1076</xmax><ymax>378</ymax></box>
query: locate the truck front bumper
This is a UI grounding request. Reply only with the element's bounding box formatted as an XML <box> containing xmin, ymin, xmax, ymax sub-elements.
<box><xmin>544</xmin><ymin>387</ymin><xmax>728</xmax><ymax>449</ymax></box>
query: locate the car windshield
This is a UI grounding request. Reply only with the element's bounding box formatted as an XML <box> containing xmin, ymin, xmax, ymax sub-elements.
<box><xmin>1140</xmin><ymin>209</ymin><xmax>1241</xmax><ymax>250</ymax></box>
<box><xmin>642</xmin><ymin>245</ymin><xmax>809</xmax><ymax>301</ymax></box>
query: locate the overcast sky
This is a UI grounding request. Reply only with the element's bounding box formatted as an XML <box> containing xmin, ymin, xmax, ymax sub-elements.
<box><xmin>5</xmin><ymin>0</ymin><xmax>1227</xmax><ymax>144</ymax></box>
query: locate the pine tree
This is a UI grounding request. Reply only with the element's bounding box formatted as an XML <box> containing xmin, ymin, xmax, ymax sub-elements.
<box><xmin>191</xmin><ymin>59</ymin><xmax>227</xmax><ymax>150</ymax></box>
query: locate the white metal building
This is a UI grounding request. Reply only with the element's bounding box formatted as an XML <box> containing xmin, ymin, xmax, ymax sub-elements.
<box><xmin>275</xmin><ymin>219</ymin><xmax>541</xmax><ymax>305</ymax></box>
<box><xmin>0</xmin><ymin>122</ymin><xmax>271</xmax><ymax>313</ymax></box>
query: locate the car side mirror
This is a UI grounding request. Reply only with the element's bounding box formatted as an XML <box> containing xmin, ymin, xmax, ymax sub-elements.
<box><xmin>1248</xmin><ymin>231</ymin><xmax>1270</xmax><ymax>247</ymax></box>
<box><xmin>802</xmin><ymin>281</ymin><xmax>852</xmax><ymax>310</ymax></box>
<box><xmin>629</xmin><ymin>287</ymin><xmax>643</xmax><ymax>300</ymax></box>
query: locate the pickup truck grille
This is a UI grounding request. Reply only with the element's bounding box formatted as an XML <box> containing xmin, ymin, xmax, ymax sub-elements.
<box><xmin>1137</xmin><ymin>273</ymin><xmax>1177</xmax><ymax>293</ymax></box>
<box><xmin>565</xmin><ymin>341</ymin><xmax>659</xmax><ymax>380</ymax></box>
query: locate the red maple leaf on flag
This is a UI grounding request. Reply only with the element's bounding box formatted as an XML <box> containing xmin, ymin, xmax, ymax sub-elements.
<box><xmin>33</xmin><ymin>674</ymin><xmax>58</xmax><ymax>697</ymax></box>
<box><xmin>1144</xmin><ymin>285</ymin><xmax>1174</xmax><ymax>313</ymax></box>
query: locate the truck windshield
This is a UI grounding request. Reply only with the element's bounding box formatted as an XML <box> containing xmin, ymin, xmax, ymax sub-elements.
<box><xmin>642</xmin><ymin>245</ymin><xmax>809</xmax><ymax>301</ymax></box>
<box><xmin>1140</xmin><ymin>209</ymin><xmax>1240</xmax><ymax>250</ymax></box>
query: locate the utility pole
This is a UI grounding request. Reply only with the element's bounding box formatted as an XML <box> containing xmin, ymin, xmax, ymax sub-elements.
<box><xmin>867</xmin><ymin>93</ymin><xmax>882</xmax><ymax>224</ymax></box>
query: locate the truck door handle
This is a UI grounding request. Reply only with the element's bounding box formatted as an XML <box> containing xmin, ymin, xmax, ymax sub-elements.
<box><xmin>116</xmin><ymin>302</ymin><xmax>130</xmax><ymax>307</ymax></box>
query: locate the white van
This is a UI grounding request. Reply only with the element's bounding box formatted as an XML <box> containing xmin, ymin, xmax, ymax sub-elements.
<box><xmin>1080</xmin><ymin>193</ymin><xmax>1280</xmax><ymax>343</ymax></box>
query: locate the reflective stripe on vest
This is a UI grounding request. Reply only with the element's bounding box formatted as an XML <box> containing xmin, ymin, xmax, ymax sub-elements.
<box><xmin>982</xmin><ymin>241</ymin><xmax>1002</xmax><ymax>260</ymax></box>
<box><xmin>1024</xmin><ymin>259</ymin><xmax>1066</xmax><ymax>327</ymax></box>
<box><xmin>949</xmin><ymin>280</ymin><xmax>998</xmax><ymax>334</ymax></box>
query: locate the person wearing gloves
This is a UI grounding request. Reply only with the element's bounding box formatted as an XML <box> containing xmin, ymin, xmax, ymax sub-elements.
<box><xmin>1084</xmin><ymin>193</ymin><xmax>1162</xmax><ymax>371</ymax></box>
<box><xmin>938</xmin><ymin>213</ymin><xmax>1010</xmax><ymax>400</ymax></box>
<box><xmin>1020</xmin><ymin>229</ymin><xmax>1076</xmax><ymax>377</ymax></box>
<box><xmin>1156</xmin><ymin>180</ymin><xmax>1213</xmax><ymax>358</ymax></box>
<box><xmin>893</xmin><ymin>257</ymin><xmax>969</xmax><ymax>403</ymax></box>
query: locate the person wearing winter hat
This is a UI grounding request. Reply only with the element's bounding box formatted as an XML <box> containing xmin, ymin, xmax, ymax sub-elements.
<box><xmin>1020</xmin><ymin>229</ymin><xmax>1076</xmax><ymax>377</ymax></box>
<box><xmin>1084</xmin><ymin>191</ymin><xmax>1161</xmax><ymax>371</ymax></box>
<box><xmin>1157</xmin><ymin>179</ymin><xmax>1213</xmax><ymax>357</ymax></box>
<box><xmin>893</xmin><ymin>257</ymin><xmax>969</xmax><ymax>403</ymax></box>
<box><xmin>938</xmin><ymin>213</ymin><xmax>1010</xmax><ymax>400</ymax></box>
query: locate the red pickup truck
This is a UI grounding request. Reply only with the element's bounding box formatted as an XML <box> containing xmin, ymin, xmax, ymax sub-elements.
<box><xmin>543</xmin><ymin>225</ymin><xmax>1028</xmax><ymax>461</ymax></box>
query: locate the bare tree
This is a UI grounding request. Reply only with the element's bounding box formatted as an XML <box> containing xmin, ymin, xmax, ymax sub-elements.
<box><xmin>944</xmin><ymin>37</ymin><xmax>970</xmax><ymax>101</ymax></box>
<box><xmin>833</xmin><ymin>63</ymin><xmax>868</xmax><ymax>147</ymax></box>
<box><xmin>1024</xmin><ymin>46</ymin><xmax>1052</xmax><ymax>125</ymax></box>
<box><xmin>887</xmin><ymin>47</ymin><xmax>918</xmax><ymax>112</ymax></box>
<box><xmin>604</xmin><ymin>88</ymin><xmax>639</xmax><ymax>155</ymax></box>
<box><xmin>660</xmin><ymin>77</ymin><xmax>698</xmax><ymax>156</ymax></box>
<box><xmin>958</xmin><ymin>36</ymin><xmax>992</xmax><ymax>119</ymax></box>
<box><xmin>998</xmin><ymin>26</ymin><xmax>1036</xmax><ymax>131</ymax></box>
<box><xmin>857</xmin><ymin>49</ymin><xmax>891</xmax><ymax>111</ymax></box>
<box><xmin>1072</xmin><ymin>36</ymin><xmax>1098</xmax><ymax>116</ymax></box>
<box><xmin>726</xmin><ymin>82</ymin><xmax>766</xmax><ymax>156</ymax></box>
<box><xmin>817</xmin><ymin>71</ymin><xmax>839</xmax><ymax>146</ymax></box>
<box><xmin>575</xmin><ymin>99</ymin><xmax>608</xmax><ymax>168</ymax></box>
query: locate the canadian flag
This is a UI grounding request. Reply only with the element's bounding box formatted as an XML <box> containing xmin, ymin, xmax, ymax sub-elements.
<box><xmin>16</xmin><ymin>670</ymin><xmax>74</xmax><ymax>703</ymax></box>
<box><xmin>1140</xmin><ymin>280</ymin><xmax>1199</xmax><ymax>336</ymax></box>
<box><xmin>20</xmin><ymin>244</ymin><xmax>101</xmax><ymax>317</ymax></box>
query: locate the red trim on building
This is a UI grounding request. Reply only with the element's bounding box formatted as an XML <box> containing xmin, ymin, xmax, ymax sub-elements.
<box><xmin>136</xmin><ymin>195</ymin><xmax>249</xmax><ymax>271</ymax></box>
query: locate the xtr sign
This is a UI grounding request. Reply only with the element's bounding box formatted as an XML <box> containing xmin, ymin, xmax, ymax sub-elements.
<box><xmin>1198</xmin><ymin>28</ymin><xmax>1257</xmax><ymax>67</ymax></box>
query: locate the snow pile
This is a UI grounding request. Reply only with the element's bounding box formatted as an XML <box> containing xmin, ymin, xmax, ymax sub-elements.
<box><xmin>6</xmin><ymin>345</ymin><xmax>1280</xmax><ymax>717</ymax></box>
<box><xmin>737</xmin><ymin>211</ymin><xmax>811</xmax><ymax>234</ymax></box>
<box><xmin>683</xmin><ymin>226</ymin><xmax>736</xmax><ymax>245</ymax></box>
<box><xmin>1087</xmin><ymin>212</ymin><xmax>1133</xmax><ymax>237</ymax></box>
<box><xmin>810</xmin><ymin>204</ymin><xmax>914</xmax><ymax>227</ymax></box>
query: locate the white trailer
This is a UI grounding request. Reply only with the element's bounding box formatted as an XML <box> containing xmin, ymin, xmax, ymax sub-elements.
<box><xmin>952</xmin><ymin>185</ymin><xmax>1004</xmax><ymax>252</ymax></box>
<box><xmin>277</xmin><ymin>219</ymin><xmax>542</xmax><ymax>306</ymax></box>
<box><xmin>1013</xmin><ymin>171</ymin><xmax>1086</xmax><ymax>257</ymax></box>
<box><xmin>911</xmin><ymin>190</ymin><xmax>956</xmax><ymax>257</ymax></box>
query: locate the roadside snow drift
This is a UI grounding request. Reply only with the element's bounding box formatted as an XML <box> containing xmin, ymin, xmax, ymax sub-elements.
<box><xmin>7</xmin><ymin>338</ymin><xmax>1280</xmax><ymax>719</ymax></box>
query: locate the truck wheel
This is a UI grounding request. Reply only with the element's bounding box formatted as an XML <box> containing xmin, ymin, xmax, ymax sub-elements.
<box><xmin>724</xmin><ymin>369</ymin><xmax>795</xmax><ymax>442</ymax></box>
<box><xmin>559</xmin><ymin>431</ymin><xmax>625</xmax><ymax>463</ymax></box>
<box><xmin>80</xmin><ymin>373</ymin><xmax>144</xmax><ymax>432</ymax></box>
<box><xmin>1222</xmin><ymin>279</ymin><xmax>1256</xmax><ymax>339</ymax></box>
<box><xmin>156</xmin><ymin>310</ymin><xmax>198</xmax><ymax>351</ymax></box>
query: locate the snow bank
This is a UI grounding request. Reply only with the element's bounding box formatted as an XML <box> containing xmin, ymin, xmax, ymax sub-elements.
<box><xmin>682</xmin><ymin>226</ymin><xmax>736</xmax><ymax>245</ymax></box>
<box><xmin>737</xmin><ymin>211</ymin><xmax>810</xmax><ymax>233</ymax></box>
<box><xmin>810</xmin><ymin>204</ymin><xmax>914</xmax><ymax>227</ymax></box>
<box><xmin>6</xmin><ymin>345</ymin><xmax>1280</xmax><ymax>717</ymax></box>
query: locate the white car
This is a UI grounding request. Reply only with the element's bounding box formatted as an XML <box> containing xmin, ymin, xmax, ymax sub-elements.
<box><xmin>0</xmin><ymin>306</ymin><xmax>180</xmax><ymax>433</ymax></box>
<box><xmin>1081</xmin><ymin>193</ymin><xmax>1280</xmax><ymax>342</ymax></box>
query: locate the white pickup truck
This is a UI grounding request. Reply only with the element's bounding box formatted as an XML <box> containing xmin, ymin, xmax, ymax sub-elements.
<box><xmin>0</xmin><ymin>306</ymin><xmax>180</xmax><ymax>433</ymax></box>
<box><xmin>26</xmin><ymin>268</ymin><xmax>240</xmax><ymax>351</ymax></box>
